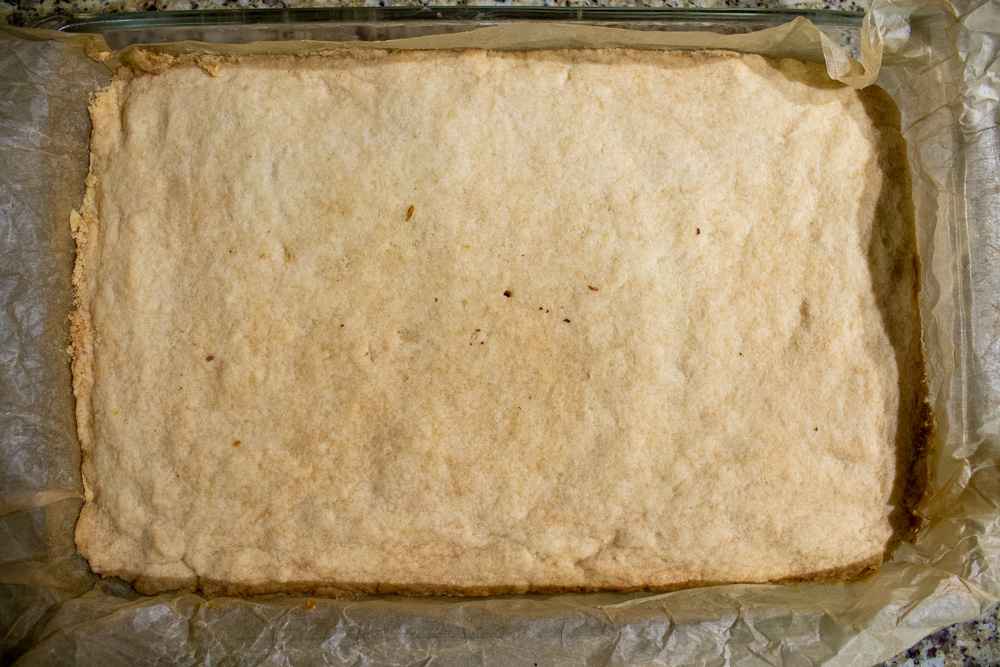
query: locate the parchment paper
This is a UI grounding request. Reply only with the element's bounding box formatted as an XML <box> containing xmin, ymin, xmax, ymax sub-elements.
<box><xmin>1</xmin><ymin>0</ymin><xmax>998</xmax><ymax>663</ymax></box>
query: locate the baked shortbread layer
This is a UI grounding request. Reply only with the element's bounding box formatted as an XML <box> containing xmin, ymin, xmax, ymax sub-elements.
<box><xmin>72</xmin><ymin>49</ymin><xmax>924</xmax><ymax>595</ymax></box>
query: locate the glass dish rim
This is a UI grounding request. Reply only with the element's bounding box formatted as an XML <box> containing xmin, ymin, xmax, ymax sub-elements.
<box><xmin>30</xmin><ymin>6</ymin><xmax>866</xmax><ymax>33</ymax></box>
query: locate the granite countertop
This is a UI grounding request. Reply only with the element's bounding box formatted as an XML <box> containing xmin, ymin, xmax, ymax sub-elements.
<box><xmin>1</xmin><ymin>0</ymin><xmax>996</xmax><ymax>664</ymax></box>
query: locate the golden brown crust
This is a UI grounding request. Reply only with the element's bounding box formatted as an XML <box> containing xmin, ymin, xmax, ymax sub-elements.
<box><xmin>70</xmin><ymin>180</ymin><xmax>97</xmax><ymax>534</ymax></box>
<box><xmin>856</xmin><ymin>85</ymin><xmax>931</xmax><ymax>547</ymax></box>
<box><xmin>142</xmin><ymin>554</ymin><xmax>885</xmax><ymax>598</ymax></box>
<box><xmin>73</xmin><ymin>48</ymin><xmax>927</xmax><ymax>597</ymax></box>
<box><xmin>71</xmin><ymin>77</ymin><xmax>126</xmax><ymax>576</ymax></box>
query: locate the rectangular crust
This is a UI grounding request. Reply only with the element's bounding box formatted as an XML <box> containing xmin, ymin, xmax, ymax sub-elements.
<box><xmin>71</xmin><ymin>49</ymin><xmax>927</xmax><ymax>596</ymax></box>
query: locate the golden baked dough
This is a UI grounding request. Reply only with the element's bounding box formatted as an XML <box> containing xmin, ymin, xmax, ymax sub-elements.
<box><xmin>71</xmin><ymin>49</ymin><xmax>926</xmax><ymax>595</ymax></box>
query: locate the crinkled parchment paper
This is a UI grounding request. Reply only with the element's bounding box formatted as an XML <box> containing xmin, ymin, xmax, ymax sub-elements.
<box><xmin>1</xmin><ymin>0</ymin><xmax>998</xmax><ymax>662</ymax></box>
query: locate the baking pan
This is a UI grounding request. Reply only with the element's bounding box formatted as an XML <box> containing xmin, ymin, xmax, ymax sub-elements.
<box><xmin>31</xmin><ymin>6</ymin><xmax>864</xmax><ymax>57</ymax></box>
<box><xmin>4</xmin><ymin>3</ymin><xmax>998</xmax><ymax>663</ymax></box>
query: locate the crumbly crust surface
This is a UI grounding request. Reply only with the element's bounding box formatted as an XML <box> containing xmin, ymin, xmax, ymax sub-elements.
<box><xmin>72</xmin><ymin>49</ymin><xmax>924</xmax><ymax>595</ymax></box>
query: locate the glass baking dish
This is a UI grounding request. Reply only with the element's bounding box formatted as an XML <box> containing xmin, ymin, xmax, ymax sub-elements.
<box><xmin>9</xmin><ymin>4</ymin><xmax>996</xmax><ymax>665</ymax></box>
<box><xmin>30</xmin><ymin>6</ymin><xmax>865</xmax><ymax>58</ymax></box>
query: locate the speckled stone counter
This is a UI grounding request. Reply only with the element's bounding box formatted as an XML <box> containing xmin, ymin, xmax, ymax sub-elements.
<box><xmin>0</xmin><ymin>0</ymin><xmax>995</xmax><ymax>664</ymax></box>
<box><xmin>885</xmin><ymin>604</ymin><xmax>1000</xmax><ymax>667</ymax></box>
